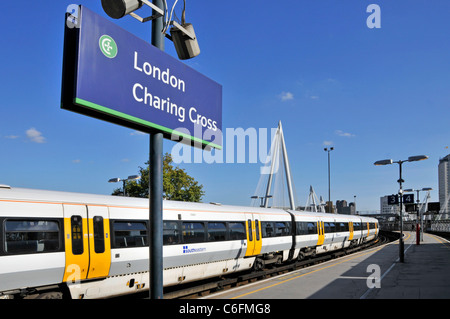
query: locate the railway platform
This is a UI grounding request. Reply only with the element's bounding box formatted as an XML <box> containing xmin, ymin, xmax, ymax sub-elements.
<box><xmin>203</xmin><ymin>231</ymin><xmax>450</xmax><ymax>299</ymax></box>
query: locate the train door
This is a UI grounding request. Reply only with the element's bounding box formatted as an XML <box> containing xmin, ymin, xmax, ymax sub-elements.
<box><xmin>253</xmin><ymin>218</ymin><xmax>262</xmax><ymax>255</ymax></box>
<box><xmin>317</xmin><ymin>221</ymin><xmax>325</xmax><ymax>246</ymax></box>
<box><xmin>86</xmin><ymin>206</ymin><xmax>111</xmax><ymax>279</ymax></box>
<box><xmin>245</xmin><ymin>215</ymin><xmax>262</xmax><ymax>257</ymax></box>
<box><xmin>63</xmin><ymin>204</ymin><xmax>111</xmax><ymax>282</ymax></box>
<box><xmin>63</xmin><ymin>204</ymin><xmax>89</xmax><ymax>282</ymax></box>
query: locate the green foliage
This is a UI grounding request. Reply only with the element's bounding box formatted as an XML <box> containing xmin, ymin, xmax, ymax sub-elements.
<box><xmin>112</xmin><ymin>153</ymin><xmax>205</xmax><ymax>202</ymax></box>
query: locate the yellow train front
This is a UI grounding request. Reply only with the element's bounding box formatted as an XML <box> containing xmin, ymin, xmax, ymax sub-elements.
<box><xmin>0</xmin><ymin>185</ymin><xmax>378</xmax><ymax>299</ymax></box>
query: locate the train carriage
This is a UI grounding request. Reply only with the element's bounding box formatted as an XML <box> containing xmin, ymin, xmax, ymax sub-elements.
<box><xmin>360</xmin><ymin>215</ymin><xmax>379</xmax><ymax>242</ymax></box>
<box><xmin>161</xmin><ymin>203</ymin><xmax>255</xmax><ymax>286</ymax></box>
<box><xmin>291</xmin><ymin>212</ymin><xmax>320</xmax><ymax>260</ymax></box>
<box><xmin>0</xmin><ymin>198</ymin><xmax>66</xmax><ymax>294</ymax></box>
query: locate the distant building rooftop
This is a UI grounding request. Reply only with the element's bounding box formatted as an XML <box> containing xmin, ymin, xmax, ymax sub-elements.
<box><xmin>439</xmin><ymin>154</ymin><xmax>450</xmax><ymax>163</ymax></box>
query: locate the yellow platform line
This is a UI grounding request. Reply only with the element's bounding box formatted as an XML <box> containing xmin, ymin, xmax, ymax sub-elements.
<box><xmin>231</xmin><ymin>247</ymin><xmax>382</xmax><ymax>299</ymax></box>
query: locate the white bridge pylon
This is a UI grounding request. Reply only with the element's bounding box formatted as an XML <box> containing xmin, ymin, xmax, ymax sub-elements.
<box><xmin>305</xmin><ymin>185</ymin><xmax>326</xmax><ymax>213</ymax></box>
<box><xmin>252</xmin><ymin>121</ymin><xmax>297</xmax><ymax>210</ymax></box>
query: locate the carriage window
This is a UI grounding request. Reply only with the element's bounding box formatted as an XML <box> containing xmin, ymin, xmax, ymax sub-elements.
<box><xmin>4</xmin><ymin>219</ymin><xmax>60</xmax><ymax>254</ymax></box>
<box><xmin>329</xmin><ymin>223</ymin><xmax>336</xmax><ymax>233</ymax></box>
<box><xmin>182</xmin><ymin>222</ymin><xmax>205</xmax><ymax>243</ymax></box>
<box><xmin>229</xmin><ymin>222</ymin><xmax>246</xmax><ymax>240</ymax></box>
<box><xmin>296</xmin><ymin>222</ymin><xmax>308</xmax><ymax>235</ymax></box>
<box><xmin>261</xmin><ymin>222</ymin><xmax>274</xmax><ymax>238</ymax></box>
<box><xmin>207</xmin><ymin>222</ymin><xmax>227</xmax><ymax>241</ymax></box>
<box><xmin>93</xmin><ymin>216</ymin><xmax>105</xmax><ymax>254</ymax></box>
<box><xmin>71</xmin><ymin>215</ymin><xmax>83</xmax><ymax>255</ymax></box>
<box><xmin>335</xmin><ymin>222</ymin><xmax>341</xmax><ymax>232</ymax></box>
<box><xmin>275</xmin><ymin>222</ymin><xmax>291</xmax><ymax>236</ymax></box>
<box><xmin>336</xmin><ymin>222</ymin><xmax>347</xmax><ymax>232</ymax></box>
<box><xmin>163</xmin><ymin>221</ymin><xmax>180</xmax><ymax>245</ymax></box>
<box><xmin>307</xmin><ymin>222</ymin><xmax>317</xmax><ymax>234</ymax></box>
<box><xmin>113</xmin><ymin>221</ymin><xmax>148</xmax><ymax>248</ymax></box>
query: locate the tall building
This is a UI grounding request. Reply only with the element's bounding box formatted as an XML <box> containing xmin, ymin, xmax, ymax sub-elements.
<box><xmin>438</xmin><ymin>154</ymin><xmax>450</xmax><ymax>215</ymax></box>
<box><xmin>336</xmin><ymin>200</ymin><xmax>356</xmax><ymax>215</ymax></box>
<box><xmin>336</xmin><ymin>200</ymin><xmax>347</xmax><ymax>214</ymax></box>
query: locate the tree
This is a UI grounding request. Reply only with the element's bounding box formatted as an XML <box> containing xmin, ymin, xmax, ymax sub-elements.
<box><xmin>112</xmin><ymin>153</ymin><xmax>205</xmax><ymax>202</ymax></box>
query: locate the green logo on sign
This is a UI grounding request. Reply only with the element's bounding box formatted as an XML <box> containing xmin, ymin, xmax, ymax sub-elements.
<box><xmin>99</xmin><ymin>35</ymin><xmax>117</xmax><ymax>58</ymax></box>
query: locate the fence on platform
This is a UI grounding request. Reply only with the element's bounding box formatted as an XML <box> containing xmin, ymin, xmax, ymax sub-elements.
<box><xmin>430</xmin><ymin>220</ymin><xmax>450</xmax><ymax>233</ymax></box>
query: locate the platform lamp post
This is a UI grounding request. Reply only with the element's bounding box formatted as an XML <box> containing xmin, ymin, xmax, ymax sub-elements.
<box><xmin>374</xmin><ymin>155</ymin><xmax>428</xmax><ymax>262</ymax></box>
<box><xmin>324</xmin><ymin>147</ymin><xmax>334</xmax><ymax>213</ymax></box>
<box><xmin>101</xmin><ymin>0</ymin><xmax>201</xmax><ymax>299</ymax></box>
<box><xmin>108</xmin><ymin>175</ymin><xmax>141</xmax><ymax>196</ymax></box>
<box><xmin>404</xmin><ymin>187</ymin><xmax>432</xmax><ymax>244</ymax></box>
<box><xmin>251</xmin><ymin>195</ymin><xmax>272</xmax><ymax>208</ymax></box>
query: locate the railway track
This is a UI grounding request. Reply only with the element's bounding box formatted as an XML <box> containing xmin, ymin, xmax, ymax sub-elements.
<box><xmin>157</xmin><ymin>231</ymin><xmax>398</xmax><ymax>299</ymax></box>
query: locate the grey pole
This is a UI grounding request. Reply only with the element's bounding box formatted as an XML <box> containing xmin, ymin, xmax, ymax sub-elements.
<box><xmin>150</xmin><ymin>0</ymin><xmax>164</xmax><ymax>299</ymax></box>
<box><xmin>324</xmin><ymin>147</ymin><xmax>334</xmax><ymax>213</ymax></box>
<box><xmin>397</xmin><ymin>161</ymin><xmax>404</xmax><ymax>263</ymax></box>
<box><xmin>327</xmin><ymin>150</ymin><xmax>331</xmax><ymax>211</ymax></box>
<box><xmin>374</xmin><ymin>155</ymin><xmax>427</xmax><ymax>263</ymax></box>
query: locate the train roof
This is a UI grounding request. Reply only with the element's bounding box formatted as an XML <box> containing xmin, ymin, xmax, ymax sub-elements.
<box><xmin>0</xmin><ymin>185</ymin><xmax>287</xmax><ymax>214</ymax></box>
<box><xmin>0</xmin><ymin>185</ymin><xmax>377</xmax><ymax>221</ymax></box>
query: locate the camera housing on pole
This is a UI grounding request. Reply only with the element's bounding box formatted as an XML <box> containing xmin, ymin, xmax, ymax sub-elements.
<box><xmin>170</xmin><ymin>23</ymin><xmax>200</xmax><ymax>60</ymax></box>
<box><xmin>101</xmin><ymin>0</ymin><xmax>200</xmax><ymax>59</ymax></box>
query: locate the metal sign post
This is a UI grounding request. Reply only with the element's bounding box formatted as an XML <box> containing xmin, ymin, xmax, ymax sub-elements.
<box><xmin>149</xmin><ymin>0</ymin><xmax>164</xmax><ymax>300</ymax></box>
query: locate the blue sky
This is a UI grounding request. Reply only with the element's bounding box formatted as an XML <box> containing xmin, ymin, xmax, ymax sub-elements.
<box><xmin>0</xmin><ymin>1</ymin><xmax>449</xmax><ymax>212</ymax></box>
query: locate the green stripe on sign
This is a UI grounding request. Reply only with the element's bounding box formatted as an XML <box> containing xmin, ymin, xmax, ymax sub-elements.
<box><xmin>74</xmin><ymin>98</ymin><xmax>222</xmax><ymax>150</ymax></box>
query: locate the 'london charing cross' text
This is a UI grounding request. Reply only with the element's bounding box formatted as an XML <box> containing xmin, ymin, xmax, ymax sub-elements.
<box><xmin>132</xmin><ymin>51</ymin><xmax>217</xmax><ymax>131</ymax></box>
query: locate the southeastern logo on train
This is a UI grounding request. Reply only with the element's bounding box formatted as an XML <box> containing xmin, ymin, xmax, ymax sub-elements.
<box><xmin>182</xmin><ymin>245</ymin><xmax>206</xmax><ymax>254</ymax></box>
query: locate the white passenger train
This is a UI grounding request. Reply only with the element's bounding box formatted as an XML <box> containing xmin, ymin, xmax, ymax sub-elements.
<box><xmin>0</xmin><ymin>185</ymin><xmax>378</xmax><ymax>299</ymax></box>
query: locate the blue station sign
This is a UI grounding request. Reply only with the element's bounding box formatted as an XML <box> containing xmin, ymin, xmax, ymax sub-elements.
<box><xmin>61</xmin><ymin>6</ymin><xmax>222</xmax><ymax>149</ymax></box>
